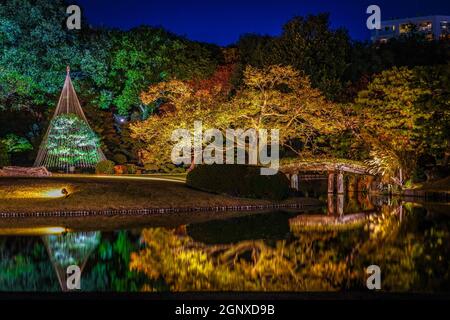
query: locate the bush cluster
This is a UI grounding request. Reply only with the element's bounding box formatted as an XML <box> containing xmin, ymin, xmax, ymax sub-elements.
<box><xmin>95</xmin><ymin>160</ymin><xmax>115</xmax><ymax>174</ymax></box>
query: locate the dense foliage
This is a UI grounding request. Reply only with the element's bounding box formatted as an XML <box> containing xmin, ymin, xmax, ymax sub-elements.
<box><xmin>0</xmin><ymin>0</ymin><xmax>220</xmax><ymax>164</ymax></box>
<box><xmin>356</xmin><ymin>65</ymin><xmax>450</xmax><ymax>185</ymax></box>
<box><xmin>0</xmin><ymin>141</ymin><xmax>9</xmax><ymax>167</ymax></box>
<box><xmin>0</xmin><ymin>0</ymin><xmax>108</xmax><ymax>111</ymax></box>
<box><xmin>101</xmin><ymin>27</ymin><xmax>220</xmax><ymax>115</ymax></box>
<box><xmin>235</xmin><ymin>14</ymin><xmax>352</xmax><ymax>101</ymax></box>
<box><xmin>0</xmin><ymin>0</ymin><xmax>448</xmax><ymax>187</ymax></box>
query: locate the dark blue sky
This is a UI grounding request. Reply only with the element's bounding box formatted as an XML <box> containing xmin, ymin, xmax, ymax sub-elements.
<box><xmin>76</xmin><ymin>0</ymin><xmax>450</xmax><ymax>45</ymax></box>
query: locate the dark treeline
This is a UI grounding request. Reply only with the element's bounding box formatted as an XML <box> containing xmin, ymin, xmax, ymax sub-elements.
<box><xmin>234</xmin><ymin>13</ymin><xmax>450</xmax><ymax>102</ymax></box>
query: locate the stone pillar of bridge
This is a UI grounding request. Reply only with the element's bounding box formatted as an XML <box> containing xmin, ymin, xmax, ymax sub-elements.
<box><xmin>337</xmin><ymin>194</ymin><xmax>344</xmax><ymax>216</ymax></box>
<box><xmin>367</xmin><ymin>175</ymin><xmax>374</xmax><ymax>193</ymax></box>
<box><xmin>291</xmin><ymin>173</ymin><xmax>299</xmax><ymax>191</ymax></box>
<box><xmin>327</xmin><ymin>171</ymin><xmax>335</xmax><ymax>194</ymax></box>
<box><xmin>348</xmin><ymin>175</ymin><xmax>357</xmax><ymax>194</ymax></box>
<box><xmin>337</xmin><ymin>171</ymin><xmax>345</xmax><ymax>194</ymax></box>
<box><xmin>327</xmin><ymin>194</ymin><xmax>335</xmax><ymax>215</ymax></box>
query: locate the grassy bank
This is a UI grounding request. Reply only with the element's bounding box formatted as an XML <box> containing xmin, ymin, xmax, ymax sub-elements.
<box><xmin>0</xmin><ymin>175</ymin><xmax>322</xmax><ymax>214</ymax></box>
<box><xmin>411</xmin><ymin>177</ymin><xmax>450</xmax><ymax>193</ymax></box>
<box><xmin>403</xmin><ymin>177</ymin><xmax>450</xmax><ymax>201</ymax></box>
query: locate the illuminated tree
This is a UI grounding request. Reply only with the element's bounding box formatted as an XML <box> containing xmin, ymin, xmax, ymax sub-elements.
<box><xmin>131</xmin><ymin>72</ymin><xmax>231</xmax><ymax>168</ymax></box>
<box><xmin>356</xmin><ymin>65</ymin><xmax>450</xmax><ymax>185</ymax></box>
<box><xmin>1</xmin><ymin>133</ymin><xmax>33</xmax><ymax>153</ymax></box>
<box><xmin>229</xmin><ymin>65</ymin><xmax>345</xmax><ymax>155</ymax></box>
<box><xmin>45</xmin><ymin>114</ymin><xmax>102</xmax><ymax>169</ymax></box>
<box><xmin>131</xmin><ymin>65</ymin><xmax>345</xmax><ymax>169</ymax></box>
<box><xmin>103</xmin><ymin>27</ymin><xmax>220</xmax><ymax>115</ymax></box>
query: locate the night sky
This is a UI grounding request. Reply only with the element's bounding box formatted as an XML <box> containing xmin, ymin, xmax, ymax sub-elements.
<box><xmin>76</xmin><ymin>0</ymin><xmax>450</xmax><ymax>45</ymax></box>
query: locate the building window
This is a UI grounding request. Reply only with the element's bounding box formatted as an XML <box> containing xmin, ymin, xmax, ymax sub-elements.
<box><xmin>441</xmin><ymin>21</ymin><xmax>449</xmax><ymax>32</ymax></box>
<box><xmin>418</xmin><ymin>21</ymin><xmax>432</xmax><ymax>32</ymax></box>
<box><xmin>399</xmin><ymin>23</ymin><xmax>414</xmax><ymax>34</ymax></box>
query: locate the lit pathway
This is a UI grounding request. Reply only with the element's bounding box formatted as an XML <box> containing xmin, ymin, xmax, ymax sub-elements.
<box><xmin>51</xmin><ymin>173</ymin><xmax>187</xmax><ymax>183</ymax></box>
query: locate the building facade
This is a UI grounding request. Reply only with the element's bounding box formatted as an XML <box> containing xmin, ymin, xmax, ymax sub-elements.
<box><xmin>371</xmin><ymin>15</ymin><xmax>450</xmax><ymax>43</ymax></box>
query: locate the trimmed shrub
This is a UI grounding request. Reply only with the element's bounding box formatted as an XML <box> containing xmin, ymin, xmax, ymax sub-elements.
<box><xmin>186</xmin><ymin>164</ymin><xmax>290</xmax><ymax>200</ymax></box>
<box><xmin>113</xmin><ymin>153</ymin><xmax>127</xmax><ymax>164</ymax></box>
<box><xmin>0</xmin><ymin>142</ymin><xmax>10</xmax><ymax>167</ymax></box>
<box><xmin>95</xmin><ymin>160</ymin><xmax>115</xmax><ymax>174</ymax></box>
<box><xmin>144</xmin><ymin>163</ymin><xmax>159</xmax><ymax>172</ymax></box>
<box><xmin>161</xmin><ymin>163</ymin><xmax>176</xmax><ymax>173</ymax></box>
<box><xmin>126</xmin><ymin>164</ymin><xmax>138</xmax><ymax>174</ymax></box>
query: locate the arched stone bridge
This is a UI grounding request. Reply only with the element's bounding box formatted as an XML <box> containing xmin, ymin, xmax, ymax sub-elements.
<box><xmin>280</xmin><ymin>159</ymin><xmax>375</xmax><ymax>194</ymax></box>
<box><xmin>280</xmin><ymin>159</ymin><xmax>377</xmax><ymax>217</ymax></box>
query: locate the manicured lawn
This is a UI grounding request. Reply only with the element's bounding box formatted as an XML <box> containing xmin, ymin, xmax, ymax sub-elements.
<box><xmin>0</xmin><ymin>175</ymin><xmax>321</xmax><ymax>214</ymax></box>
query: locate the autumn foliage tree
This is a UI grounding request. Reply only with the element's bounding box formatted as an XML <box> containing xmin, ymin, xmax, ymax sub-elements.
<box><xmin>130</xmin><ymin>64</ymin><xmax>345</xmax><ymax>169</ymax></box>
<box><xmin>130</xmin><ymin>73</ymin><xmax>231</xmax><ymax>168</ymax></box>
<box><xmin>229</xmin><ymin>65</ymin><xmax>345</xmax><ymax>155</ymax></box>
<box><xmin>356</xmin><ymin>65</ymin><xmax>450</xmax><ymax>185</ymax></box>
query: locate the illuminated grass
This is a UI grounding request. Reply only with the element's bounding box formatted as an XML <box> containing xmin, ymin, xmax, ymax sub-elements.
<box><xmin>0</xmin><ymin>176</ymin><xmax>321</xmax><ymax>214</ymax></box>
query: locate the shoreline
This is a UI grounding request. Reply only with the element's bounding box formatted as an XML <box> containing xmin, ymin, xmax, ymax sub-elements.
<box><xmin>0</xmin><ymin>175</ymin><xmax>323</xmax><ymax>217</ymax></box>
<box><xmin>0</xmin><ymin>201</ymin><xmax>323</xmax><ymax>218</ymax></box>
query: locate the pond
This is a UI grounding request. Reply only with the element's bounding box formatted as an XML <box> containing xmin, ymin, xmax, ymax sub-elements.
<box><xmin>0</xmin><ymin>196</ymin><xmax>449</xmax><ymax>293</ymax></box>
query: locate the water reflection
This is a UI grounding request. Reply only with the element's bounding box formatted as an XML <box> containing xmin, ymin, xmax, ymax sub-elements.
<box><xmin>130</xmin><ymin>202</ymin><xmax>449</xmax><ymax>292</ymax></box>
<box><xmin>42</xmin><ymin>232</ymin><xmax>101</xmax><ymax>291</ymax></box>
<box><xmin>0</xmin><ymin>196</ymin><xmax>449</xmax><ymax>293</ymax></box>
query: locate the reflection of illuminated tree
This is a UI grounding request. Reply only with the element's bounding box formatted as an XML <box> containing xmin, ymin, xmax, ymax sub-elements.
<box><xmin>0</xmin><ymin>238</ymin><xmax>58</xmax><ymax>291</ymax></box>
<box><xmin>130</xmin><ymin>205</ymin><xmax>450</xmax><ymax>292</ymax></box>
<box><xmin>82</xmin><ymin>230</ymin><xmax>145</xmax><ymax>292</ymax></box>
<box><xmin>130</xmin><ymin>228</ymin><xmax>354</xmax><ymax>291</ymax></box>
<box><xmin>42</xmin><ymin>232</ymin><xmax>101</xmax><ymax>291</ymax></box>
<box><xmin>352</xmin><ymin>205</ymin><xmax>423</xmax><ymax>291</ymax></box>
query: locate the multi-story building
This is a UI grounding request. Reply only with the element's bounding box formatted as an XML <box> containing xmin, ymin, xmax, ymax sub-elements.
<box><xmin>371</xmin><ymin>15</ymin><xmax>450</xmax><ymax>43</ymax></box>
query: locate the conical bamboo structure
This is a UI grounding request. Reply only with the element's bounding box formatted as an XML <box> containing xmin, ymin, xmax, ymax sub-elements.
<box><xmin>34</xmin><ymin>66</ymin><xmax>106</xmax><ymax>171</ymax></box>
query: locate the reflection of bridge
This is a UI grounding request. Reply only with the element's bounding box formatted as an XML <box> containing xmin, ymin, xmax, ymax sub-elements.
<box><xmin>281</xmin><ymin>160</ymin><xmax>378</xmax><ymax>217</ymax></box>
<box><xmin>289</xmin><ymin>212</ymin><xmax>374</xmax><ymax>233</ymax></box>
<box><xmin>288</xmin><ymin>193</ymin><xmax>378</xmax><ymax>233</ymax></box>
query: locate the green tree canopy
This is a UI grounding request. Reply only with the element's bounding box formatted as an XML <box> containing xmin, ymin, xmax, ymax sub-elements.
<box><xmin>356</xmin><ymin>65</ymin><xmax>450</xmax><ymax>184</ymax></box>
<box><xmin>236</xmin><ymin>14</ymin><xmax>352</xmax><ymax>101</ymax></box>
<box><xmin>1</xmin><ymin>133</ymin><xmax>33</xmax><ymax>153</ymax></box>
<box><xmin>102</xmin><ymin>27</ymin><xmax>221</xmax><ymax>115</ymax></box>
<box><xmin>0</xmin><ymin>0</ymin><xmax>109</xmax><ymax>112</ymax></box>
